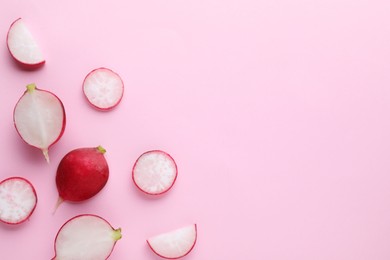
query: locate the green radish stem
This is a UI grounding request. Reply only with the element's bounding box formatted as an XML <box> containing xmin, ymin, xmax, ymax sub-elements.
<box><xmin>97</xmin><ymin>145</ymin><xmax>106</xmax><ymax>154</ymax></box>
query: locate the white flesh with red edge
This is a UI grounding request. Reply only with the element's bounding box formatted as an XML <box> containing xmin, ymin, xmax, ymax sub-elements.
<box><xmin>83</xmin><ymin>68</ymin><xmax>124</xmax><ymax>110</ymax></box>
<box><xmin>53</xmin><ymin>215</ymin><xmax>121</xmax><ymax>260</ymax></box>
<box><xmin>7</xmin><ymin>18</ymin><xmax>45</xmax><ymax>67</ymax></box>
<box><xmin>147</xmin><ymin>224</ymin><xmax>197</xmax><ymax>259</ymax></box>
<box><xmin>14</xmin><ymin>84</ymin><xmax>65</xmax><ymax>162</ymax></box>
<box><xmin>0</xmin><ymin>177</ymin><xmax>37</xmax><ymax>224</ymax></box>
<box><xmin>132</xmin><ymin>150</ymin><xmax>177</xmax><ymax>195</ymax></box>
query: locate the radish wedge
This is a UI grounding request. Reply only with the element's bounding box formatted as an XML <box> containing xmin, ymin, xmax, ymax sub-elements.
<box><xmin>14</xmin><ymin>83</ymin><xmax>66</xmax><ymax>162</ymax></box>
<box><xmin>132</xmin><ymin>150</ymin><xmax>178</xmax><ymax>195</ymax></box>
<box><xmin>52</xmin><ymin>214</ymin><xmax>122</xmax><ymax>260</ymax></box>
<box><xmin>6</xmin><ymin>18</ymin><xmax>45</xmax><ymax>69</ymax></box>
<box><xmin>0</xmin><ymin>177</ymin><xmax>37</xmax><ymax>225</ymax></box>
<box><xmin>83</xmin><ymin>68</ymin><xmax>124</xmax><ymax>110</ymax></box>
<box><xmin>147</xmin><ymin>224</ymin><xmax>197</xmax><ymax>259</ymax></box>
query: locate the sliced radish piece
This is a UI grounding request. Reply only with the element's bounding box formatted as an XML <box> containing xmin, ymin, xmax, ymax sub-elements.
<box><xmin>14</xmin><ymin>83</ymin><xmax>66</xmax><ymax>163</ymax></box>
<box><xmin>0</xmin><ymin>177</ymin><xmax>37</xmax><ymax>225</ymax></box>
<box><xmin>52</xmin><ymin>214</ymin><xmax>122</xmax><ymax>260</ymax></box>
<box><xmin>83</xmin><ymin>68</ymin><xmax>124</xmax><ymax>110</ymax></box>
<box><xmin>6</xmin><ymin>18</ymin><xmax>45</xmax><ymax>69</ymax></box>
<box><xmin>147</xmin><ymin>224</ymin><xmax>197</xmax><ymax>259</ymax></box>
<box><xmin>132</xmin><ymin>150</ymin><xmax>178</xmax><ymax>195</ymax></box>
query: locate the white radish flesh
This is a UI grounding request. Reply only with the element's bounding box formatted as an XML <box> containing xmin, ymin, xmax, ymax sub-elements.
<box><xmin>83</xmin><ymin>68</ymin><xmax>124</xmax><ymax>110</ymax></box>
<box><xmin>7</xmin><ymin>18</ymin><xmax>45</xmax><ymax>69</ymax></box>
<box><xmin>53</xmin><ymin>214</ymin><xmax>121</xmax><ymax>260</ymax></box>
<box><xmin>147</xmin><ymin>224</ymin><xmax>197</xmax><ymax>259</ymax></box>
<box><xmin>14</xmin><ymin>83</ymin><xmax>66</xmax><ymax>162</ymax></box>
<box><xmin>132</xmin><ymin>150</ymin><xmax>178</xmax><ymax>195</ymax></box>
<box><xmin>0</xmin><ymin>177</ymin><xmax>37</xmax><ymax>225</ymax></box>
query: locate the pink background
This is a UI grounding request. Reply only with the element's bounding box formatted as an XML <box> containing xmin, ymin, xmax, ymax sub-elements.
<box><xmin>1</xmin><ymin>0</ymin><xmax>390</xmax><ymax>259</ymax></box>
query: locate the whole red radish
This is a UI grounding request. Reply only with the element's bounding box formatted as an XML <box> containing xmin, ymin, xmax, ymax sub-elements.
<box><xmin>7</xmin><ymin>18</ymin><xmax>45</xmax><ymax>69</ymax></box>
<box><xmin>56</xmin><ymin>146</ymin><xmax>109</xmax><ymax>203</ymax></box>
<box><xmin>14</xmin><ymin>83</ymin><xmax>66</xmax><ymax>162</ymax></box>
<box><xmin>0</xmin><ymin>177</ymin><xmax>37</xmax><ymax>225</ymax></box>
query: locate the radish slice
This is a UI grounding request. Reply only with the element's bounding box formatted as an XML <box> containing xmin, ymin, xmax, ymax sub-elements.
<box><xmin>6</xmin><ymin>18</ymin><xmax>45</xmax><ymax>69</ymax></box>
<box><xmin>132</xmin><ymin>150</ymin><xmax>178</xmax><ymax>195</ymax></box>
<box><xmin>147</xmin><ymin>224</ymin><xmax>197</xmax><ymax>259</ymax></box>
<box><xmin>83</xmin><ymin>68</ymin><xmax>124</xmax><ymax>110</ymax></box>
<box><xmin>0</xmin><ymin>177</ymin><xmax>37</xmax><ymax>225</ymax></box>
<box><xmin>52</xmin><ymin>214</ymin><xmax>122</xmax><ymax>260</ymax></box>
<box><xmin>14</xmin><ymin>83</ymin><xmax>66</xmax><ymax>163</ymax></box>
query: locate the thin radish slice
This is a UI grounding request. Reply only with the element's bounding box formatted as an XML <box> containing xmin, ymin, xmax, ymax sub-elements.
<box><xmin>0</xmin><ymin>177</ymin><xmax>37</xmax><ymax>225</ymax></box>
<box><xmin>6</xmin><ymin>18</ymin><xmax>45</xmax><ymax>69</ymax></box>
<box><xmin>14</xmin><ymin>83</ymin><xmax>66</xmax><ymax>162</ymax></box>
<box><xmin>83</xmin><ymin>68</ymin><xmax>124</xmax><ymax>110</ymax></box>
<box><xmin>147</xmin><ymin>224</ymin><xmax>197</xmax><ymax>259</ymax></box>
<box><xmin>52</xmin><ymin>214</ymin><xmax>122</xmax><ymax>260</ymax></box>
<box><xmin>132</xmin><ymin>150</ymin><xmax>178</xmax><ymax>195</ymax></box>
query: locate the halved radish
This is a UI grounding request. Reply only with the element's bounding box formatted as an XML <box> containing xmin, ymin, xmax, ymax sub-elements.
<box><xmin>132</xmin><ymin>150</ymin><xmax>178</xmax><ymax>195</ymax></box>
<box><xmin>14</xmin><ymin>83</ymin><xmax>66</xmax><ymax>163</ymax></box>
<box><xmin>52</xmin><ymin>214</ymin><xmax>122</xmax><ymax>260</ymax></box>
<box><xmin>147</xmin><ymin>224</ymin><xmax>197</xmax><ymax>259</ymax></box>
<box><xmin>0</xmin><ymin>177</ymin><xmax>37</xmax><ymax>225</ymax></box>
<box><xmin>83</xmin><ymin>68</ymin><xmax>124</xmax><ymax>110</ymax></box>
<box><xmin>6</xmin><ymin>18</ymin><xmax>45</xmax><ymax>69</ymax></box>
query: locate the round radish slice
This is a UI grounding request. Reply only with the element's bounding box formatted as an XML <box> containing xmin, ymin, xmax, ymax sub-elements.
<box><xmin>147</xmin><ymin>224</ymin><xmax>197</xmax><ymax>259</ymax></box>
<box><xmin>132</xmin><ymin>150</ymin><xmax>178</xmax><ymax>195</ymax></box>
<box><xmin>0</xmin><ymin>177</ymin><xmax>37</xmax><ymax>225</ymax></box>
<box><xmin>52</xmin><ymin>214</ymin><xmax>122</xmax><ymax>260</ymax></box>
<box><xmin>14</xmin><ymin>83</ymin><xmax>66</xmax><ymax>163</ymax></box>
<box><xmin>6</xmin><ymin>18</ymin><xmax>45</xmax><ymax>69</ymax></box>
<box><xmin>83</xmin><ymin>68</ymin><xmax>124</xmax><ymax>110</ymax></box>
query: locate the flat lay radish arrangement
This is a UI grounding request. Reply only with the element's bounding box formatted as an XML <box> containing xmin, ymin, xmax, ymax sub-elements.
<box><xmin>1</xmin><ymin>17</ymin><xmax>198</xmax><ymax>259</ymax></box>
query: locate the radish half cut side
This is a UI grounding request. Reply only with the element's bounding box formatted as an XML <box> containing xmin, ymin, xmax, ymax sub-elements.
<box><xmin>6</xmin><ymin>18</ymin><xmax>45</xmax><ymax>69</ymax></box>
<box><xmin>83</xmin><ymin>68</ymin><xmax>124</xmax><ymax>110</ymax></box>
<box><xmin>52</xmin><ymin>214</ymin><xmax>122</xmax><ymax>260</ymax></box>
<box><xmin>0</xmin><ymin>177</ymin><xmax>37</xmax><ymax>225</ymax></box>
<box><xmin>132</xmin><ymin>150</ymin><xmax>178</xmax><ymax>195</ymax></box>
<box><xmin>147</xmin><ymin>224</ymin><xmax>197</xmax><ymax>259</ymax></box>
<box><xmin>14</xmin><ymin>83</ymin><xmax>66</xmax><ymax>163</ymax></box>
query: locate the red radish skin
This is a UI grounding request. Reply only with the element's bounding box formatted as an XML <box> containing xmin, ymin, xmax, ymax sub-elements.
<box><xmin>52</xmin><ymin>214</ymin><xmax>121</xmax><ymax>260</ymax></box>
<box><xmin>13</xmin><ymin>83</ymin><xmax>66</xmax><ymax>163</ymax></box>
<box><xmin>0</xmin><ymin>177</ymin><xmax>37</xmax><ymax>225</ymax></box>
<box><xmin>83</xmin><ymin>67</ymin><xmax>124</xmax><ymax>111</ymax></box>
<box><xmin>56</xmin><ymin>146</ymin><xmax>109</xmax><ymax>203</ymax></box>
<box><xmin>132</xmin><ymin>150</ymin><xmax>178</xmax><ymax>195</ymax></box>
<box><xmin>6</xmin><ymin>18</ymin><xmax>45</xmax><ymax>70</ymax></box>
<box><xmin>147</xmin><ymin>224</ymin><xmax>197</xmax><ymax>259</ymax></box>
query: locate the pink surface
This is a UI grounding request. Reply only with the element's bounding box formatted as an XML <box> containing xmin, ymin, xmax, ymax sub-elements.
<box><xmin>1</xmin><ymin>0</ymin><xmax>390</xmax><ymax>259</ymax></box>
